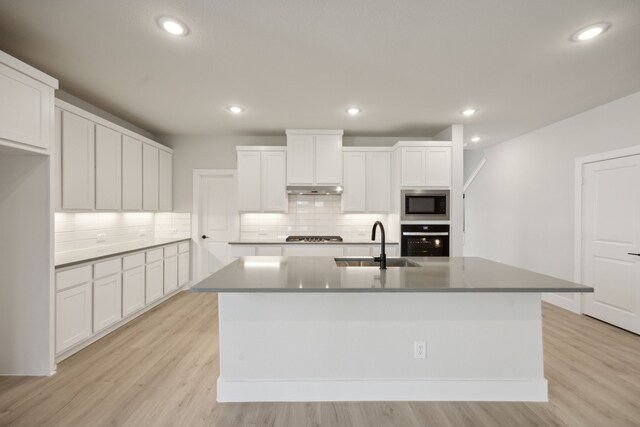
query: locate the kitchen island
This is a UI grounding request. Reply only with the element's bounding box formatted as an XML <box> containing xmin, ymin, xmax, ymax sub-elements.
<box><xmin>192</xmin><ymin>256</ymin><xmax>592</xmax><ymax>402</ymax></box>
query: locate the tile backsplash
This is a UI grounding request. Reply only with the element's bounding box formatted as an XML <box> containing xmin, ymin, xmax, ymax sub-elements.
<box><xmin>240</xmin><ymin>195</ymin><xmax>388</xmax><ymax>240</ymax></box>
<box><xmin>55</xmin><ymin>212</ymin><xmax>191</xmax><ymax>254</ymax></box>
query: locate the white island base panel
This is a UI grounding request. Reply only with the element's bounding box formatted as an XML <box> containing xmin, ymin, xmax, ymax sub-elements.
<box><xmin>217</xmin><ymin>292</ymin><xmax>547</xmax><ymax>402</ymax></box>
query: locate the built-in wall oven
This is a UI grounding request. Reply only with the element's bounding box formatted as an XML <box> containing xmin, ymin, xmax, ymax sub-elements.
<box><xmin>401</xmin><ymin>189</ymin><xmax>449</xmax><ymax>221</ymax></box>
<box><xmin>401</xmin><ymin>224</ymin><xmax>450</xmax><ymax>257</ymax></box>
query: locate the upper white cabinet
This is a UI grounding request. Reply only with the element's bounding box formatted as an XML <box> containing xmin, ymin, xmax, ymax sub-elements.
<box><xmin>400</xmin><ymin>145</ymin><xmax>451</xmax><ymax>188</ymax></box>
<box><xmin>61</xmin><ymin>110</ymin><xmax>95</xmax><ymax>210</ymax></box>
<box><xmin>237</xmin><ymin>148</ymin><xmax>287</xmax><ymax>213</ymax></box>
<box><xmin>122</xmin><ymin>135</ymin><xmax>143</xmax><ymax>210</ymax></box>
<box><xmin>342</xmin><ymin>150</ymin><xmax>391</xmax><ymax>213</ymax></box>
<box><xmin>95</xmin><ymin>125</ymin><xmax>122</xmax><ymax>210</ymax></box>
<box><xmin>286</xmin><ymin>130</ymin><xmax>343</xmax><ymax>186</ymax></box>
<box><xmin>159</xmin><ymin>150</ymin><xmax>173</xmax><ymax>211</ymax></box>
<box><xmin>143</xmin><ymin>143</ymin><xmax>159</xmax><ymax>211</ymax></box>
<box><xmin>0</xmin><ymin>51</ymin><xmax>57</xmax><ymax>151</ymax></box>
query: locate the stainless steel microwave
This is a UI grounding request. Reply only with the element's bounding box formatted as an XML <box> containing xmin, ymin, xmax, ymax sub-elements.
<box><xmin>401</xmin><ymin>189</ymin><xmax>450</xmax><ymax>221</ymax></box>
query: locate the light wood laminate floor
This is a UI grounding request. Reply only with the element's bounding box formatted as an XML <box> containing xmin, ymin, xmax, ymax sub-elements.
<box><xmin>1</xmin><ymin>292</ymin><xmax>639</xmax><ymax>427</ymax></box>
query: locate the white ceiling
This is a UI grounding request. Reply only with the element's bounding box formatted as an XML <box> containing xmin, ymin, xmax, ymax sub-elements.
<box><xmin>0</xmin><ymin>0</ymin><xmax>639</xmax><ymax>147</ymax></box>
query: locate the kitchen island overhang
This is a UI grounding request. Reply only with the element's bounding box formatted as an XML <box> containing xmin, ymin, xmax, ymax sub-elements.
<box><xmin>192</xmin><ymin>256</ymin><xmax>593</xmax><ymax>403</ymax></box>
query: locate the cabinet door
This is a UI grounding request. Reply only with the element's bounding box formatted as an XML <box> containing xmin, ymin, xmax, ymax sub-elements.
<box><xmin>95</xmin><ymin>125</ymin><xmax>122</xmax><ymax>210</ymax></box>
<box><xmin>344</xmin><ymin>245</ymin><xmax>371</xmax><ymax>256</ymax></box>
<box><xmin>256</xmin><ymin>246</ymin><xmax>283</xmax><ymax>256</ymax></box>
<box><xmin>342</xmin><ymin>152</ymin><xmax>366</xmax><ymax>212</ymax></box>
<box><xmin>61</xmin><ymin>111</ymin><xmax>95</xmax><ymax>209</ymax></box>
<box><xmin>145</xmin><ymin>260</ymin><xmax>164</xmax><ymax>304</ymax></box>
<box><xmin>425</xmin><ymin>147</ymin><xmax>452</xmax><ymax>187</ymax></box>
<box><xmin>366</xmin><ymin>151</ymin><xmax>391</xmax><ymax>212</ymax></box>
<box><xmin>164</xmin><ymin>256</ymin><xmax>178</xmax><ymax>294</ymax></box>
<box><xmin>122</xmin><ymin>135</ymin><xmax>143</xmax><ymax>210</ymax></box>
<box><xmin>178</xmin><ymin>252</ymin><xmax>190</xmax><ymax>286</ymax></box>
<box><xmin>261</xmin><ymin>151</ymin><xmax>287</xmax><ymax>212</ymax></box>
<box><xmin>93</xmin><ymin>273</ymin><xmax>122</xmax><ymax>333</ymax></box>
<box><xmin>315</xmin><ymin>134</ymin><xmax>342</xmax><ymax>184</ymax></box>
<box><xmin>123</xmin><ymin>266</ymin><xmax>145</xmax><ymax>317</ymax></box>
<box><xmin>56</xmin><ymin>282</ymin><xmax>92</xmax><ymax>354</ymax></box>
<box><xmin>401</xmin><ymin>147</ymin><xmax>426</xmax><ymax>187</ymax></box>
<box><xmin>287</xmin><ymin>134</ymin><xmax>315</xmax><ymax>185</ymax></box>
<box><xmin>237</xmin><ymin>151</ymin><xmax>262</xmax><ymax>212</ymax></box>
<box><xmin>159</xmin><ymin>150</ymin><xmax>173</xmax><ymax>211</ymax></box>
<box><xmin>142</xmin><ymin>143</ymin><xmax>159</xmax><ymax>211</ymax></box>
<box><xmin>283</xmin><ymin>245</ymin><xmax>344</xmax><ymax>257</ymax></box>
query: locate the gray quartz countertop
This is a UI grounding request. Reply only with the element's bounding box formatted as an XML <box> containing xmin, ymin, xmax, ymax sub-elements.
<box><xmin>191</xmin><ymin>256</ymin><xmax>594</xmax><ymax>293</ymax></box>
<box><xmin>55</xmin><ymin>237</ymin><xmax>191</xmax><ymax>268</ymax></box>
<box><xmin>228</xmin><ymin>240</ymin><xmax>399</xmax><ymax>245</ymax></box>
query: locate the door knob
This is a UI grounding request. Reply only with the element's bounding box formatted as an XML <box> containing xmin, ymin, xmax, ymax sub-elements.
<box><xmin>202</xmin><ymin>235</ymin><xmax>209</xmax><ymax>239</ymax></box>
<box><xmin>628</xmin><ymin>252</ymin><xmax>640</xmax><ymax>256</ymax></box>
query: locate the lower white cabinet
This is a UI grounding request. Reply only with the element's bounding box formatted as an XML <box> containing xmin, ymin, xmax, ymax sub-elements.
<box><xmin>282</xmin><ymin>245</ymin><xmax>345</xmax><ymax>257</ymax></box>
<box><xmin>228</xmin><ymin>244</ymin><xmax>400</xmax><ymax>259</ymax></box>
<box><xmin>178</xmin><ymin>252</ymin><xmax>190</xmax><ymax>286</ymax></box>
<box><xmin>122</xmin><ymin>266</ymin><xmax>145</xmax><ymax>317</ymax></box>
<box><xmin>164</xmin><ymin>256</ymin><xmax>178</xmax><ymax>294</ymax></box>
<box><xmin>145</xmin><ymin>260</ymin><xmax>164</xmax><ymax>304</ymax></box>
<box><xmin>93</xmin><ymin>274</ymin><xmax>123</xmax><ymax>333</ymax></box>
<box><xmin>56</xmin><ymin>282</ymin><xmax>92</xmax><ymax>354</ymax></box>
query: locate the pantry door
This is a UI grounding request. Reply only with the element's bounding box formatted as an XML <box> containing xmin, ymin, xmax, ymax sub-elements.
<box><xmin>581</xmin><ymin>154</ymin><xmax>640</xmax><ymax>334</ymax></box>
<box><xmin>193</xmin><ymin>169</ymin><xmax>239</xmax><ymax>283</ymax></box>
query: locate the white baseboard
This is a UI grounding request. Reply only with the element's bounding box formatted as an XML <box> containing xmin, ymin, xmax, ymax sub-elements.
<box><xmin>217</xmin><ymin>377</ymin><xmax>548</xmax><ymax>403</ymax></box>
<box><xmin>543</xmin><ymin>293</ymin><xmax>581</xmax><ymax>314</ymax></box>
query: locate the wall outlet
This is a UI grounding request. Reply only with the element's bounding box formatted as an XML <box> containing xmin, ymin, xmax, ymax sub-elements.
<box><xmin>96</xmin><ymin>233</ymin><xmax>106</xmax><ymax>243</ymax></box>
<box><xmin>414</xmin><ymin>341</ymin><xmax>426</xmax><ymax>359</ymax></box>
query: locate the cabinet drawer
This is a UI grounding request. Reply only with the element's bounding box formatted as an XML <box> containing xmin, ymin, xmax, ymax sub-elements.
<box><xmin>93</xmin><ymin>258</ymin><xmax>122</xmax><ymax>279</ymax></box>
<box><xmin>164</xmin><ymin>245</ymin><xmax>178</xmax><ymax>258</ymax></box>
<box><xmin>229</xmin><ymin>245</ymin><xmax>256</xmax><ymax>258</ymax></box>
<box><xmin>123</xmin><ymin>252</ymin><xmax>145</xmax><ymax>270</ymax></box>
<box><xmin>56</xmin><ymin>265</ymin><xmax>92</xmax><ymax>292</ymax></box>
<box><xmin>178</xmin><ymin>241</ymin><xmax>190</xmax><ymax>253</ymax></box>
<box><xmin>146</xmin><ymin>248</ymin><xmax>163</xmax><ymax>263</ymax></box>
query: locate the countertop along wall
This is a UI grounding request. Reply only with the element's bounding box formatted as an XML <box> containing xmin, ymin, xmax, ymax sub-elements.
<box><xmin>463</xmin><ymin>90</ymin><xmax>640</xmax><ymax>310</ymax></box>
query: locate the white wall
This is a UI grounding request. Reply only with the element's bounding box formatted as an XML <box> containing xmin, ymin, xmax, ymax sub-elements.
<box><xmin>464</xmin><ymin>91</ymin><xmax>640</xmax><ymax>286</ymax></box>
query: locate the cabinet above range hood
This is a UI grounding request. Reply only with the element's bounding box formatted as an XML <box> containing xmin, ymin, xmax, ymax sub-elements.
<box><xmin>286</xmin><ymin>185</ymin><xmax>343</xmax><ymax>196</ymax></box>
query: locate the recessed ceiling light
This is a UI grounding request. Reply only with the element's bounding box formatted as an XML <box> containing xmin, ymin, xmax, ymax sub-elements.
<box><xmin>572</xmin><ymin>23</ymin><xmax>610</xmax><ymax>42</ymax></box>
<box><xmin>471</xmin><ymin>136</ymin><xmax>481</xmax><ymax>143</ymax></box>
<box><xmin>227</xmin><ymin>105</ymin><xmax>244</xmax><ymax>114</ymax></box>
<box><xmin>158</xmin><ymin>17</ymin><xmax>188</xmax><ymax>36</ymax></box>
<box><xmin>461</xmin><ymin>108</ymin><xmax>478</xmax><ymax>116</ymax></box>
<box><xmin>347</xmin><ymin>107</ymin><xmax>361</xmax><ymax>115</ymax></box>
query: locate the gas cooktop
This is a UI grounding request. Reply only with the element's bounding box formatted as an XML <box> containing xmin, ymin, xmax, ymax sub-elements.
<box><xmin>285</xmin><ymin>235</ymin><xmax>343</xmax><ymax>243</ymax></box>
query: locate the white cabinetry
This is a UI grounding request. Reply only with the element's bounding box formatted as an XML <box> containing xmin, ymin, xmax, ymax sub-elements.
<box><xmin>237</xmin><ymin>148</ymin><xmax>287</xmax><ymax>213</ymax></box>
<box><xmin>178</xmin><ymin>250</ymin><xmax>190</xmax><ymax>286</ymax></box>
<box><xmin>163</xmin><ymin>245</ymin><xmax>178</xmax><ymax>294</ymax></box>
<box><xmin>400</xmin><ymin>145</ymin><xmax>451</xmax><ymax>188</ymax></box>
<box><xmin>56</xmin><ymin>283</ymin><xmax>92</xmax><ymax>354</ymax></box>
<box><xmin>95</xmin><ymin>125</ymin><xmax>122</xmax><ymax>210</ymax></box>
<box><xmin>342</xmin><ymin>150</ymin><xmax>391</xmax><ymax>213</ymax></box>
<box><xmin>122</xmin><ymin>266</ymin><xmax>145</xmax><ymax>317</ymax></box>
<box><xmin>159</xmin><ymin>150</ymin><xmax>173</xmax><ymax>211</ymax></box>
<box><xmin>122</xmin><ymin>135</ymin><xmax>143</xmax><ymax>210</ymax></box>
<box><xmin>143</xmin><ymin>143</ymin><xmax>159</xmax><ymax>211</ymax></box>
<box><xmin>145</xmin><ymin>249</ymin><xmax>164</xmax><ymax>304</ymax></box>
<box><xmin>61</xmin><ymin>110</ymin><xmax>95</xmax><ymax>209</ymax></box>
<box><xmin>286</xmin><ymin>130</ymin><xmax>343</xmax><ymax>185</ymax></box>
<box><xmin>228</xmin><ymin>243</ymin><xmax>399</xmax><ymax>258</ymax></box>
<box><xmin>93</xmin><ymin>273</ymin><xmax>122</xmax><ymax>333</ymax></box>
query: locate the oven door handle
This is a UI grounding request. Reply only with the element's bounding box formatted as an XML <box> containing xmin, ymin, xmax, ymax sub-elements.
<box><xmin>402</xmin><ymin>232</ymin><xmax>449</xmax><ymax>236</ymax></box>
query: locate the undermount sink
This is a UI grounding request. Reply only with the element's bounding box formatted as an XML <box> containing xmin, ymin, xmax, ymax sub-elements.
<box><xmin>334</xmin><ymin>257</ymin><xmax>421</xmax><ymax>267</ymax></box>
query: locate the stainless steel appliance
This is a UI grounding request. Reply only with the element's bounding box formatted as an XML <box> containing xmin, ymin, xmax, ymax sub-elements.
<box><xmin>401</xmin><ymin>189</ymin><xmax>449</xmax><ymax>221</ymax></box>
<box><xmin>285</xmin><ymin>235</ymin><xmax>343</xmax><ymax>243</ymax></box>
<box><xmin>401</xmin><ymin>224</ymin><xmax>449</xmax><ymax>257</ymax></box>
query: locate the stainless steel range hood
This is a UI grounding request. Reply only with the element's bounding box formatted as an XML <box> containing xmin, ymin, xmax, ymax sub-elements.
<box><xmin>286</xmin><ymin>185</ymin><xmax>343</xmax><ymax>196</ymax></box>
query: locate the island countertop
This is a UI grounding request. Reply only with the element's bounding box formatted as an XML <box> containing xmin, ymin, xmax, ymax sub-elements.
<box><xmin>191</xmin><ymin>256</ymin><xmax>594</xmax><ymax>293</ymax></box>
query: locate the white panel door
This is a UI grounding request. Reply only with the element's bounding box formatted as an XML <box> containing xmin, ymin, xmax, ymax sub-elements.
<box><xmin>95</xmin><ymin>124</ymin><xmax>122</xmax><ymax>210</ymax></box>
<box><xmin>425</xmin><ymin>146</ymin><xmax>452</xmax><ymax>187</ymax></box>
<box><xmin>122</xmin><ymin>135</ymin><xmax>143</xmax><ymax>210</ymax></box>
<box><xmin>366</xmin><ymin>151</ymin><xmax>392</xmax><ymax>212</ymax></box>
<box><xmin>287</xmin><ymin>134</ymin><xmax>315</xmax><ymax>185</ymax></box>
<box><xmin>197</xmin><ymin>171</ymin><xmax>239</xmax><ymax>281</ymax></box>
<box><xmin>164</xmin><ymin>256</ymin><xmax>178</xmax><ymax>294</ymax></box>
<box><xmin>55</xmin><ymin>282</ymin><xmax>92</xmax><ymax>353</ymax></box>
<box><xmin>145</xmin><ymin>260</ymin><xmax>164</xmax><ymax>304</ymax></box>
<box><xmin>159</xmin><ymin>150</ymin><xmax>173</xmax><ymax>211</ymax></box>
<box><xmin>582</xmin><ymin>155</ymin><xmax>640</xmax><ymax>333</ymax></box>
<box><xmin>261</xmin><ymin>151</ymin><xmax>287</xmax><ymax>212</ymax></box>
<box><xmin>93</xmin><ymin>274</ymin><xmax>123</xmax><ymax>333</ymax></box>
<box><xmin>61</xmin><ymin>110</ymin><xmax>95</xmax><ymax>209</ymax></box>
<box><xmin>237</xmin><ymin>151</ymin><xmax>262</xmax><ymax>212</ymax></box>
<box><xmin>401</xmin><ymin>147</ymin><xmax>426</xmax><ymax>187</ymax></box>
<box><xmin>142</xmin><ymin>143</ymin><xmax>159</xmax><ymax>211</ymax></box>
<box><xmin>342</xmin><ymin>152</ymin><xmax>367</xmax><ymax>212</ymax></box>
<box><xmin>122</xmin><ymin>266</ymin><xmax>145</xmax><ymax>317</ymax></box>
<box><xmin>315</xmin><ymin>134</ymin><xmax>342</xmax><ymax>184</ymax></box>
<box><xmin>178</xmin><ymin>252</ymin><xmax>190</xmax><ymax>286</ymax></box>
